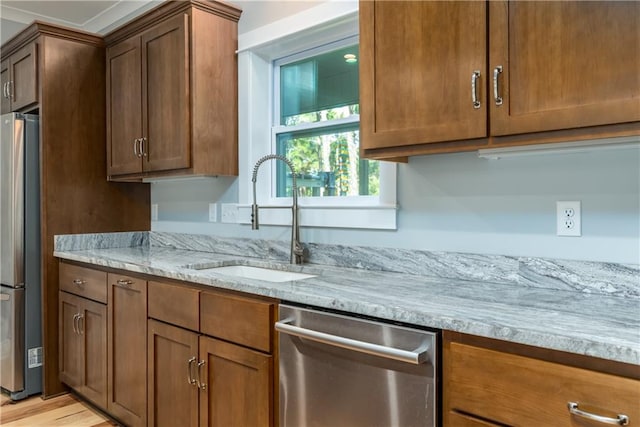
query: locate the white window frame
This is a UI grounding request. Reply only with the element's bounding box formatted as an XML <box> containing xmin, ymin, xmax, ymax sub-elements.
<box><xmin>236</xmin><ymin>2</ymin><xmax>397</xmax><ymax>229</ymax></box>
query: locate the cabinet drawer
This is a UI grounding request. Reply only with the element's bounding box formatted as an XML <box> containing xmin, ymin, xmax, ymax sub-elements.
<box><xmin>148</xmin><ymin>281</ymin><xmax>199</xmax><ymax>331</ymax></box>
<box><xmin>59</xmin><ymin>262</ymin><xmax>107</xmax><ymax>303</ymax></box>
<box><xmin>446</xmin><ymin>342</ymin><xmax>640</xmax><ymax>426</ymax></box>
<box><xmin>446</xmin><ymin>411</ymin><xmax>500</xmax><ymax>427</ymax></box>
<box><xmin>200</xmin><ymin>290</ymin><xmax>274</xmax><ymax>353</ymax></box>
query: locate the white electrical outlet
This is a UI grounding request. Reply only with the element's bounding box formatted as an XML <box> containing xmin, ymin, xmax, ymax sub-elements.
<box><xmin>221</xmin><ymin>203</ymin><xmax>238</xmax><ymax>223</ymax></box>
<box><xmin>208</xmin><ymin>203</ymin><xmax>217</xmax><ymax>222</ymax></box>
<box><xmin>151</xmin><ymin>204</ymin><xmax>158</xmax><ymax>221</ymax></box>
<box><xmin>557</xmin><ymin>201</ymin><xmax>581</xmax><ymax>237</ymax></box>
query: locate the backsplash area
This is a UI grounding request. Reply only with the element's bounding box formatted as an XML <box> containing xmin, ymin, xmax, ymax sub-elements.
<box><xmin>56</xmin><ymin>231</ymin><xmax>640</xmax><ymax>299</ymax></box>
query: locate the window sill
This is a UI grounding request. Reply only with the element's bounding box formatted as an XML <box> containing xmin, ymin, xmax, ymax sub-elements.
<box><xmin>236</xmin><ymin>204</ymin><xmax>397</xmax><ymax>230</ymax></box>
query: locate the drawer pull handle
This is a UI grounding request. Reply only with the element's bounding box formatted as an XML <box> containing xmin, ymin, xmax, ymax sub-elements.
<box><xmin>116</xmin><ymin>279</ymin><xmax>133</xmax><ymax>287</ymax></box>
<box><xmin>187</xmin><ymin>357</ymin><xmax>197</xmax><ymax>386</ymax></box>
<box><xmin>568</xmin><ymin>402</ymin><xmax>629</xmax><ymax>425</ymax></box>
<box><xmin>72</xmin><ymin>279</ymin><xmax>86</xmax><ymax>286</ymax></box>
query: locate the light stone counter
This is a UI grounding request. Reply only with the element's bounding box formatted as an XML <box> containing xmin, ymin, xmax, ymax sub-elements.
<box><xmin>54</xmin><ymin>232</ymin><xmax>640</xmax><ymax>365</ymax></box>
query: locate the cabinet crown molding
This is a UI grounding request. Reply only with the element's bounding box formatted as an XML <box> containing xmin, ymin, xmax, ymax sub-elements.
<box><xmin>104</xmin><ymin>0</ymin><xmax>241</xmax><ymax>46</ymax></box>
<box><xmin>1</xmin><ymin>21</ymin><xmax>104</xmax><ymax>59</ymax></box>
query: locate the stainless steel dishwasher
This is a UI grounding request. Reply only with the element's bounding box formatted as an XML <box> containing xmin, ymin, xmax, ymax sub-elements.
<box><xmin>276</xmin><ymin>304</ymin><xmax>439</xmax><ymax>427</ymax></box>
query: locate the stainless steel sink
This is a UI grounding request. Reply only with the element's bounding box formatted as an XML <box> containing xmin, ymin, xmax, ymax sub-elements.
<box><xmin>196</xmin><ymin>265</ymin><xmax>316</xmax><ymax>283</ymax></box>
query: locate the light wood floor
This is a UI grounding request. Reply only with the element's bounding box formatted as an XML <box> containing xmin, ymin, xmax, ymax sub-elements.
<box><xmin>0</xmin><ymin>392</ymin><xmax>117</xmax><ymax>426</ymax></box>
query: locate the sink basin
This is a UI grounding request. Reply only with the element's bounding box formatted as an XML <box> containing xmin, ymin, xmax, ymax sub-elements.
<box><xmin>200</xmin><ymin>265</ymin><xmax>316</xmax><ymax>283</ymax></box>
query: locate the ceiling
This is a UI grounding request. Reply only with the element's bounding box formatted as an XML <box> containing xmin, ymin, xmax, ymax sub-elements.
<box><xmin>1</xmin><ymin>0</ymin><xmax>161</xmax><ymax>43</ymax></box>
<box><xmin>0</xmin><ymin>0</ymin><xmax>322</xmax><ymax>45</ymax></box>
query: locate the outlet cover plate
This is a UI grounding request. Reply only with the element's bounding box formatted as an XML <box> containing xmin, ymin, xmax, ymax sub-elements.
<box><xmin>557</xmin><ymin>201</ymin><xmax>581</xmax><ymax>237</ymax></box>
<box><xmin>221</xmin><ymin>203</ymin><xmax>238</xmax><ymax>223</ymax></box>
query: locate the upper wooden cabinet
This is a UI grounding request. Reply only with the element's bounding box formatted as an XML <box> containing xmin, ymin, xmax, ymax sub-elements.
<box><xmin>359</xmin><ymin>1</ymin><xmax>640</xmax><ymax>159</ymax></box>
<box><xmin>359</xmin><ymin>1</ymin><xmax>487</xmax><ymax>152</ymax></box>
<box><xmin>1</xmin><ymin>42</ymin><xmax>38</xmax><ymax>114</ymax></box>
<box><xmin>106</xmin><ymin>0</ymin><xmax>241</xmax><ymax>180</ymax></box>
<box><xmin>489</xmin><ymin>1</ymin><xmax>640</xmax><ymax>136</ymax></box>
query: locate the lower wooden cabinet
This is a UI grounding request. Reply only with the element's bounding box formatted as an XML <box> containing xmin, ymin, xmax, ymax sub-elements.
<box><xmin>444</xmin><ymin>335</ymin><xmax>640</xmax><ymax>426</ymax></box>
<box><xmin>147</xmin><ymin>280</ymin><xmax>275</xmax><ymax>427</ymax></box>
<box><xmin>148</xmin><ymin>320</ymin><xmax>199</xmax><ymax>427</ymax></box>
<box><xmin>59</xmin><ymin>291</ymin><xmax>107</xmax><ymax>409</ymax></box>
<box><xmin>199</xmin><ymin>336</ymin><xmax>272</xmax><ymax>427</ymax></box>
<box><xmin>108</xmin><ymin>273</ymin><xmax>148</xmax><ymax>427</ymax></box>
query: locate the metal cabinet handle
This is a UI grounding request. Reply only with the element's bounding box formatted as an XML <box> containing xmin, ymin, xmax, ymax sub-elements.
<box><xmin>133</xmin><ymin>138</ymin><xmax>140</xmax><ymax>157</ymax></box>
<box><xmin>568</xmin><ymin>402</ymin><xmax>629</xmax><ymax>425</ymax></box>
<box><xmin>275</xmin><ymin>319</ymin><xmax>429</xmax><ymax>365</ymax></box>
<box><xmin>73</xmin><ymin>279</ymin><xmax>86</xmax><ymax>286</ymax></box>
<box><xmin>140</xmin><ymin>137</ymin><xmax>147</xmax><ymax>157</ymax></box>
<box><xmin>2</xmin><ymin>82</ymin><xmax>6</xmax><ymax>98</ymax></box>
<box><xmin>493</xmin><ymin>66</ymin><xmax>503</xmax><ymax>106</ymax></box>
<box><xmin>72</xmin><ymin>313</ymin><xmax>79</xmax><ymax>334</ymax></box>
<box><xmin>115</xmin><ymin>279</ymin><xmax>133</xmax><ymax>287</ymax></box>
<box><xmin>77</xmin><ymin>314</ymin><xmax>84</xmax><ymax>335</ymax></box>
<box><xmin>471</xmin><ymin>70</ymin><xmax>481</xmax><ymax>109</ymax></box>
<box><xmin>196</xmin><ymin>360</ymin><xmax>206</xmax><ymax>390</ymax></box>
<box><xmin>187</xmin><ymin>356</ymin><xmax>197</xmax><ymax>386</ymax></box>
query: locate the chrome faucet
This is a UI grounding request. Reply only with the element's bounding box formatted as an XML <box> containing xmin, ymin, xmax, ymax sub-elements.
<box><xmin>251</xmin><ymin>154</ymin><xmax>306</xmax><ymax>264</ymax></box>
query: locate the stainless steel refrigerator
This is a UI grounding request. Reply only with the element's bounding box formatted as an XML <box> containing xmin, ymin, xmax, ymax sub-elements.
<box><xmin>1</xmin><ymin>112</ymin><xmax>42</xmax><ymax>400</ymax></box>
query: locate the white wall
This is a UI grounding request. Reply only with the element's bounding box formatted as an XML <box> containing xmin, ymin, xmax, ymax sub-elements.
<box><xmin>152</xmin><ymin>148</ymin><xmax>640</xmax><ymax>264</ymax></box>
<box><xmin>150</xmin><ymin>2</ymin><xmax>640</xmax><ymax>265</ymax></box>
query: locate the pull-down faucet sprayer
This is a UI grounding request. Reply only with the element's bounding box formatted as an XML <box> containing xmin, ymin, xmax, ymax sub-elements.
<box><xmin>251</xmin><ymin>154</ymin><xmax>306</xmax><ymax>264</ymax></box>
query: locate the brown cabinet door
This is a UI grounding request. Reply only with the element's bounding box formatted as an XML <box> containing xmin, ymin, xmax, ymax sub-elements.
<box><xmin>59</xmin><ymin>291</ymin><xmax>107</xmax><ymax>409</ymax></box>
<box><xmin>108</xmin><ymin>274</ymin><xmax>147</xmax><ymax>427</ymax></box>
<box><xmin>59</xmin><ymin>292</ymin><xmax>83</xmax><ymax>389</ymax></box>
<box><xmin>1</xmin><ymin>59</ymin><xmax>10</xmax><ymax>114</ymax></box>
<box><xmin>489</xmin><ymin>1</ymin><xmax>640</xmax><ymax>135</ymax></box>
<box><xmin>148</xmin><ymin>320</ymin><xmax>199</xmax><ymax>427</ymax></box>
<box><xmin>79</xmin><ymin>298</ymin><xmax>107</xmax><ymax>409</ymax></box>
<box><xmin>9</xmin><ymin>43</ymin><xmax>38</xmax><ymax>112</ymax></box>
<box><xmin>359</xmin><ymin>1</ymin><xmax>487</xmax><ymax>151</ymax></box>
<box><xmin>199</xmin><ymin>336</ymin><xmax>273</xmax><ymax>427</ymax></box>
<box><xmin>107</xmin><ymin>37</ymin><xmax>143</xmax><ymax>176</ymax></box>
<box><xmin>141</xmin><ymin>13</ymin><xmax>191</xmax><ymax>173</ymax></box>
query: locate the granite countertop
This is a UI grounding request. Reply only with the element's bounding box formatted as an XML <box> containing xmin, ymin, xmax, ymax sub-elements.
<box><xmin>53</xmin><ymin>233</ymin><xmax>640</xmax><ymax>366</ymax></box>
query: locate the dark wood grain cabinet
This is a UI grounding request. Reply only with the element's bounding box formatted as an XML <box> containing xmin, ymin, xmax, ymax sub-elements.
<box><xmin>147</xmin><ymin>280</ymin><xmax>275</xmax><ymax>427</ymax></box>
<box><xmin>106</xmin><ymin>0</ymin><xmax>241</xmax><ymax>180</ymax></box>
<box><xmin>58</xmin><ymin>262</ymin><xmax>108</xmax><ymax>410</ymax></box>
<box><xmin>360</xmin><ymin>0</ymin><xmax>640</xmax><ymax>159</ymax></box>
<box><xmin>0</xmin><ymin>42</ymin><xmax>38</xmax><ymax>114</ymax></box>
<box><xmin>3</xmin><ymin>23</ymin><xmax>150</xmax><ymax>398</ymax></box>
<box><xmin>359</xmin><ymin>1</ymin><xmax>487</xmax><ymax>153</ymax></box>
<box><xmin>108</xmin><ymin>273</ymin><xmax>148</xmax><ymax>427</ymax></box>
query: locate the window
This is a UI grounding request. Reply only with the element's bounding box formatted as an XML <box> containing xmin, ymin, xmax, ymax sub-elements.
<box><xmin>273</xmin><ymin>39</ymin><xmax>379</xmax><ymax>200</ymax></box>
<box><xmin>237</xmin><ymin>4</ymin><xmax>397</xmax><ymax>229</ymax></box>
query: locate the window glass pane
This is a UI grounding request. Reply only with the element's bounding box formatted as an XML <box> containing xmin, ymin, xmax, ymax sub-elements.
<box><xmin>280</xmin><ymin>44</ymin><xmax>359</xmax><ymax>125</ymax></box>
<box><xmin>276</xmin><ymin>124</ymin><xmax>379</xmax><ymax>198</ymax></box>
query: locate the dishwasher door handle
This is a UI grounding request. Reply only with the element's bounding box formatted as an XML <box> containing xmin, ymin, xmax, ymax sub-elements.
<box><xmin>275</xmin><ymin>319</ymin><xmax>429</xmax><ymax>365</ymax></box>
